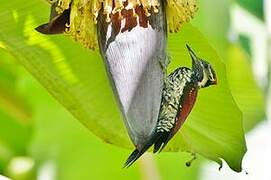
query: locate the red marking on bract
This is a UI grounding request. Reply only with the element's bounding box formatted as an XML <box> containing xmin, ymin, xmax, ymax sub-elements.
<box><xmin>121</xmin><ymin>9</ymin><xmax>138</xmax><ymax>32</ymax></box>
<box><xmin>136</xmin><ymin>6</ymin><xmax>149</xmax><ymax>28</ymax></box>
<box><xmin>111</xmin><ymin>12</ymin><xmax>122</xmax><ymax>34</ymax></box>
<box><xmin>110</xmin><ymin>5</ymin><xmax>151</xmax><ymax>34</ymax></box>
<box><xmin>172</xmin><ymin>88</ymin><xmax>198</xmax><ymax>135</ymax></box>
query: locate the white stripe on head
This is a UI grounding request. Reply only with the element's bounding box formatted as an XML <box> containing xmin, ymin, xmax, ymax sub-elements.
<box><xmin>198</xmin><ymin>62</ymin><xmax>209</xmax><ymax>88</ymax></box>
<box><xmin>208</xmin><ymin>64</ymin><xmax>215</xmax><ymax>81</ymax></box>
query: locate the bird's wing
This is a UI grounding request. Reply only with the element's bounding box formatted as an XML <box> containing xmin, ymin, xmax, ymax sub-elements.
<box><xmin>172</xmin><ymin>85</ymin><xmax>198</xmax><ymax>135</ymax></box>
<box><xmin>97</xmin><ymin>3</ymin><xmax>168</xmax><ymax>147</ymax></box>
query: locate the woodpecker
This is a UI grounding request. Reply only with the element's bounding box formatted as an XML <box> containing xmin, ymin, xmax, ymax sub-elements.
<box><xmin>124</xmin><ymin>45</ymin><xmax>218</xmax><ymax>167</ymax></box>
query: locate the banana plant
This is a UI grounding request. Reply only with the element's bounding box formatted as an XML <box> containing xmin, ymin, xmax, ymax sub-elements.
<box><xmin>0</xmin><ymin>0</ymin><xmax>249</xmax><ymax>173</ymax></box>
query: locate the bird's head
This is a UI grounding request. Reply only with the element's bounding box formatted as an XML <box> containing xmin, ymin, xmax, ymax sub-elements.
<box><xmin>186</xmin><ymin>44</ymin><xmax>217</xmax><ymax>88</ymax></box>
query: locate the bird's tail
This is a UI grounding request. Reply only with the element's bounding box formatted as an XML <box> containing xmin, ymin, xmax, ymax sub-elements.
<box><xmin>124</xmin><ymin>131</ymin><xmax>169</xmax><ymax>167</ymax></box>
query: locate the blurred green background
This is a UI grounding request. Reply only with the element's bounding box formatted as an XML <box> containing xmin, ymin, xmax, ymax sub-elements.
<box><xmin>0</xmin><ymin>0</ymin><xmax>268</xmax><ymax>179</ymax></box>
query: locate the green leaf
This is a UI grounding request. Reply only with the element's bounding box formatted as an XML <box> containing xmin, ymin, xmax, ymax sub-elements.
<box><xmin>238</xmin><ymin>34</ymin><xmax>252</xmax><ymax>58</ymax></box>
<box><xmin>192</xmin><ymin>0</ymin><xmax>230</xmax><ymax>59</ymax></box>
<box><xmin>0</xmin><ymin>49</ymin><xmax>32</xmax><ymax>172</ymax></box>
<box><xmin>235</xmin><ymin>0</ymin><xmax>264</xmax><ymax>20</ymax></box>
<box><xmin>0</xmin><ymin>48</ymin><xmax>31</xmax><ymax>123</ymax></box>
<box><xmin>0</xmin><ymin>0</ymin><xmax>246</xmax><ymax>172</ymax></box>
<box><xmin>227</xmin><ymin>45</ymin><xmax>265</xmax><ymax>131</ymax></box>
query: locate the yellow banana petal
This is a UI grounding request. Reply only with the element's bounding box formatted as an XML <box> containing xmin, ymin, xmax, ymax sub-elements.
<box><xmin>166</xmin><ymin>0</ymin><xmax>198</xmax><ymax>33</ymax></box>
<box><xmin>49</xmin><ymin>0</ymin><xmax>198</xmax><ymax>50</ymax></box>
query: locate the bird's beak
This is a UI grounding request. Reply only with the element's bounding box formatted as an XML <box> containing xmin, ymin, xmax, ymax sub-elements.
<box><xmin>186</xmin><ymin>44</ymin><xmax>198</xmax><ymax>65</ymax></box>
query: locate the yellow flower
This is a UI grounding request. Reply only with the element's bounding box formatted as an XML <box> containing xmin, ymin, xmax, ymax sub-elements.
<box><xmin>166</xmin><ymin>0</ymin><xmax>198</xmax><ymax>32</ymax></box>
<box><xmin>42</xmin><ymin>0</ymin><xmax>198</xmax><ymax>49</ymax></box>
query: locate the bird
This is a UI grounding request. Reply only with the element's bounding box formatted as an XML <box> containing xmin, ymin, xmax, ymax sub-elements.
<box><xmin>124</xmin><ymin>44</ymin><xmax>218</xmax><ymax>167</ymax></box>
